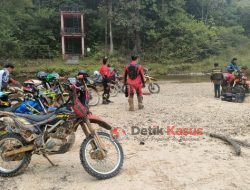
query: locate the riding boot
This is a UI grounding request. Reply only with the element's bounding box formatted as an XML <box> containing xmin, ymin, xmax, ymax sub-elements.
<box><xmin>102</xmin><ymin>93</ymin><xmax>108</xmax><ymax>104</ymax></box>
<box><xmin>128</xmin><ymin>97</ymin><xmax>134</xmax><ymax>111</ymax></box>
<box><xmin>137</xmin><ymin>96</ymin><xmax>144</xmax><ymax>110</ymax></box>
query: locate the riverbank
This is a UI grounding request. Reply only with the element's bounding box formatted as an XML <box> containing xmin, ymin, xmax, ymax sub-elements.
<box><xmin>5</xmin><ymin>43</ymin><xmax>249</xmax><ymax>79</ymax></box>
<box><xmin>2</xmin><ymin>82</ymin><xmax>250</xmax><ymax>190</ymax></box>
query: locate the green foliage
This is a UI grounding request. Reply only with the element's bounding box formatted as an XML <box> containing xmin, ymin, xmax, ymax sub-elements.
<box><xmin>0</xmin><ymin>0</ymin><xmax>250</xmax><ymax>67</ymax></box>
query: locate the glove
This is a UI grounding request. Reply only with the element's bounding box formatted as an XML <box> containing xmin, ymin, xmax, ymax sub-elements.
<box><xmin>142</xmin><ymin>83</ymin><xmax>146</xmax><ymax>88</ymax></box>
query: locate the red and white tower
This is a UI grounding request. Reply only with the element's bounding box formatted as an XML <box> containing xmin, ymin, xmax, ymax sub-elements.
<box><xmin>60</xmin><ymin>6</ymin><xmax>84</xmax><ymax>59</ymax></box>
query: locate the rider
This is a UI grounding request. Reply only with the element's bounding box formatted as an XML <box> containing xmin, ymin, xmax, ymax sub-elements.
<box><xmin>124</xmin><ymin>55</ymin><xmax>145</xmax><ymax>111</ymax></box>
<box><xmin>108</xmin><ymin>64</ymin><xmax>116</xmax><ymax>82</ymax></box>
<box><xmin>99</xmin><ymin>57</ymin><xmax>112</xmax><ymax>104</ymax></box>
<box><xmin>0</xmin><ymin>63</ymin><xmax>15</xmax><ymax>91</ymax></box>
<box><xmin>227</xmin><ymin>58</ymin><xmax>239</xmax><ymax>73</ymax></box>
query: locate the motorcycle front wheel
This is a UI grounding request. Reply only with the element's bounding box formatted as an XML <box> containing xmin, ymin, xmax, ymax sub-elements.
<box><xmin>148</xmin><ymin>83</ymin><xmax>160</xmax><ymax>94</ymax></box>
<box><xmin>80</xmin><ymin>132</ymin><xmax>124</xmax><ymax>179</ymax></box>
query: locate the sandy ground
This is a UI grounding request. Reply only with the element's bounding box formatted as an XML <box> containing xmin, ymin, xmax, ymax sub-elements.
<box><xmin>1</xmin><ymin>81</ymin><xmax>250</xmax><ymax>190</ymax></box>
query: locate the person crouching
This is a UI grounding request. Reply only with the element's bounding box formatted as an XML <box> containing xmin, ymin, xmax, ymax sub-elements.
<box><xmin>124</xmin><ymin>55</ymin><xmax>145</xmax><ymax>111</ymax></box>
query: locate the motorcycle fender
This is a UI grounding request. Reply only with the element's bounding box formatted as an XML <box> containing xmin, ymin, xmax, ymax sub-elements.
<box><xmin>87</xmin><ymin>114</ymin><xmax>112</xmax><ymax>130</ymax></box>
<box><xmin>0</xmin><ymin>111</ymin><xmax>15</xmax><ymax>117</ymax></box>
<box><xmin>150</xmin><ymin>77</ymin><xmax>156</xmax><ymax>81</ymax></box>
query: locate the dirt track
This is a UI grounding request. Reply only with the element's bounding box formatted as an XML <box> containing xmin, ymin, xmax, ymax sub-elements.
<box><xmin>1</xmin><ymin>81</ymin><xmax>250</xmax><ymax>190</ymax></box>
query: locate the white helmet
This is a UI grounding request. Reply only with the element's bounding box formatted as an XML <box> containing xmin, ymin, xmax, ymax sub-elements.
<box><xmin>94</xmin><ymin>71</ymin><xmax>100</xmax><ymax>76</ymax></box>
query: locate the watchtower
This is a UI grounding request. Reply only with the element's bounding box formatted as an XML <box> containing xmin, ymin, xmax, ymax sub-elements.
<box><xmin>60</xmin><ymin>5</ymin><xmax>85</xmax><ymax>59</ymax></box>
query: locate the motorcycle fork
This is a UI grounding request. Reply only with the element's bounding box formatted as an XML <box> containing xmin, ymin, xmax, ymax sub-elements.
<box><xmin>81</xmin><ymin>118</ymin><xmax>106</xmax><ymax>156</ymax></box>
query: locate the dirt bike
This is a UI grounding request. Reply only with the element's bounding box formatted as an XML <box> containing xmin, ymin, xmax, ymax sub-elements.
<box><xmin>236</xmin><ymin>71</ymin><xmax>249</xmax><ymax>93</ymax></box>
<box><xmin>87</xmin><ymin>77</ymin><xmax>119</xmax><ymax>97</ymax></box>
<box><xmin>25</xmin><ymin>72</ymin><xmax>100</xmax><ymax>107</ymax></box>
<box><xmin>221</xmin><ymin>71</ymin><xmax>248</xmax><ymax>103</ymax></box>
<box><xmin>121</xmin><ymin>69</ymin><xmax>160</xmax><ymax>94</ymax></box>
<box><xmin>0</xmin><ymin>87</ymin><xmax>25</xmax><ymax>109</ymax></box>
<box><xmin>111</xmin><ymin>71</ymin><xmax>124</xmax><ymax>93</ymax></box>
<box><xmin>144</xmin><ymin>69</ymin><xmax>160</xmax><ymax>94</ymax></box>
<box><xmin>0</xmin><ymin>77</ymin><xmax>124</xmax><ymax>179</ymax></box>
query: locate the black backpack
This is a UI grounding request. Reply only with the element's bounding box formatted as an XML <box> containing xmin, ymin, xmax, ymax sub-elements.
<box><xmin>128</xmin><ymin>64</ymin><xmax>139</xmax><ymax>80</ymax></box>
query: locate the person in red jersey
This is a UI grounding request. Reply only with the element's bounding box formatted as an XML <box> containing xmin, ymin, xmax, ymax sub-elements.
<box><xmin>124</xmin><ymin>55</ymin><xmax>145</xmax><ymax>111</ymax></box>
<box><xmin>99</xmin><ymin>57</ymin><xmax>112</xmax><ymax>104</ymax></box>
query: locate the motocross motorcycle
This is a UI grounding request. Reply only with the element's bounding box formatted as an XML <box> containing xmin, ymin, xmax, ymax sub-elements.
<box><xmin>221</xmin><ymin>71</ymin><xmax>247</xmax><ymax>103</ymax></box>
<box><xmin>236</xmin><ymin>70</ymin><xmax>249</xmax><ymax>93</ymax></box>
<box><xmin>144</xmin><ymin>68</ymin><xmax>160</xmax><ymax>94</ymax></box>
<box><xmin>0</xmin><ymin>90</ymin><xmax>23</xmax><ymax>109</ymax></box>
<box><xmin>110</xmin><ymin>70</ymin><xmax>124</xmax><ymax>94</ymax></box>
<box><xmin>33</xmin><ymin>72</ymin><xmax>69</xmax><ymax>106</ymax></box>
<box><xmin>36</xmin><ymin>71</ymin><xmax>100</xmax><ymax>107</ymax></box>
<box><xmin>1</xmin><ymin>84</ymin><xmax>57</xmax><ymax>115</ymax></box>
<box><xmin>87</xmin><ymin>77</ymin><xmax>119</xmax><ymax>98</ymax></box>
<box><xmin>122</xmin><ymin>68</ymin><xmax>160</xmax><ymax>94</ymax></box>
<box><xmin>77</xmin><ymin>70</ymin><xmax>100</xmax><ymax>106</ymax></box>
<box><xmin>0</xmin><ymin>76</ymin><xmax>124</xmax><ymax>179</ymax></box>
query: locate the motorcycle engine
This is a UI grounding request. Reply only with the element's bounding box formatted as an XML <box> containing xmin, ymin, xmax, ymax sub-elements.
<box><xmin>0</xmin><ymin>117</ymin><xmax>16</xmax><ymax>131</ymax></box>
<box><xmin>45</xmin><ymin>122</ymin><xmax>75</xmax><ymax>154</ymax></box>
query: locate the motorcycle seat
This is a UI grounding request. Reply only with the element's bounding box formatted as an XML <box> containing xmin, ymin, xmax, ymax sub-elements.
<box><xmin>0</xmin><ymin>103</ymin><xmax>22</xmax><ymax>112</ymax></box>
<box><xmin>15</xmin><ymin>112</ymin><xmax>56</xmax><ymax>122</ymax></box>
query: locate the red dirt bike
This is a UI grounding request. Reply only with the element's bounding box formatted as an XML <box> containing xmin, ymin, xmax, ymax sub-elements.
<box><xmin>0</xmin><ymin>76</ymin><xmax>124</xmax><ymax>179</ymax></box>
<box><xmin>221</xmin><ymin>70</ymin><xmax>249</xmax><ymax>102</ymax></box>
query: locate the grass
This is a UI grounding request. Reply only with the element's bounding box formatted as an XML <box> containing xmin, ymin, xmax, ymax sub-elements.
<box><xmin>237</xmin><ymin>0</ymin><xmax>250</xmax><ymax>7</ymax></box>
<box><xmin>12</xmin><ymin>43</ymin><xmax>250</xmax><ymax>79</ymax></box>
<box><xmin>192</xmin><ymin>44</ymin><xmax>250</xmax><ymax>74</ymax></box>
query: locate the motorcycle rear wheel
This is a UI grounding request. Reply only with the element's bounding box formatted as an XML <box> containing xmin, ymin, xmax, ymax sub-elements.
<box><xmin>110</xmin><ymin>84</ymin><xmax>118</xmax><ymax>97</ymax></box>
<box><xmin>88</xmin><ymin>86</ymin><xmax>100</xmax><ymax>106</ymax></box>
<box><xmin>0</xmin><ymin>133</ymin><xmax>32</xmax><ymax>177</ymax></box>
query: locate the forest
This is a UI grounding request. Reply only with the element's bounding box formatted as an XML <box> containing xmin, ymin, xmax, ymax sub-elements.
<box><xmin>1</xmin><ymin>0</ymin><xmax>250</xmax><ymax>73</ymax></box>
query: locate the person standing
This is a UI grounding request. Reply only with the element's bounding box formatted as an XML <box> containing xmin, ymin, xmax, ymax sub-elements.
<box><xmin>124</xmin><ymin>55</ymin><xmax>145</xmax><ymax>111</ymax></box>
<box><xmin>211</xmin><ymin>63</ymin><xmax>223</xmax><ymax>98</ymax></box>
<box><xmin>0</xmin><ymin>63</ymin><xmax>15</xmax><ymax>91</ymax></box>
<box><xmin>99</xmin><ymin>57</ymin><xmax>112</xmax><ymax>104</ymax></box>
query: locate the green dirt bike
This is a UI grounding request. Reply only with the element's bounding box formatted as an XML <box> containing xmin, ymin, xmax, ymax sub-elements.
<box><xmin>0</xmin><ymin>77</ymin><xmax>124</xmax><ymax>179</ymax></box>
<box><xmin>24</xmin><ymin>72</ymin><xmax>100</xmax><ymax>107</ymax></box>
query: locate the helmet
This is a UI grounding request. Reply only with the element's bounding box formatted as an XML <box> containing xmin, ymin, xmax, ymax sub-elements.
<box><xmin>37</xmin><ymin>71</ymin><xmax>48</xmax><ymax>81</ymax></box>
<box><xmin>46</xmin><ymin>73</ymin><xmax>59</xmax><ymax>82</ymax></box>
<box><xmin>78</xmin><ymin>70</ymin><xmax>89</xmax><ymax>78</ymax></box>
<box><xmin>103</xmin><ymin>56</ymin><xmax>108</xmax><ymax>64</ymax></box>
<box><xmin>94</xmin><ymin>71</ymin><xmax>100</xmax><ymax>76</ymax></box>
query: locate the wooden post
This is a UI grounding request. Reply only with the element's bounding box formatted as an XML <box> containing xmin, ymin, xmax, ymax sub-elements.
<box><xmin>61</xmin><ymin>12</ymin><xmax>65</xmax><ymax>59</ymax></box>
<box><xmin>81</xmin><ymin>13</ymin><xmax>84</xmax><ymax>57</ymax></box>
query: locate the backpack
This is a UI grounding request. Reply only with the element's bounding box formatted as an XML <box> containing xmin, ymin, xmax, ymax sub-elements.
<box><xmin>211</xmin><ymin>69</ymin><xmax>223</xmax><ymax>81</ymax></box>
<box><xmin>128</xmin><ymin>64</ymin><xmax>139</xmax><ymax>80</ymax></box>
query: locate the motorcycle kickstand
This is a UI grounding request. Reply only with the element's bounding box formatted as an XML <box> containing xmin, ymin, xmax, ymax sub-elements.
<box><xmin>42</xmin><ymin>154</ymin><xmax>58</xmax><ymax>167</ymax></box>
